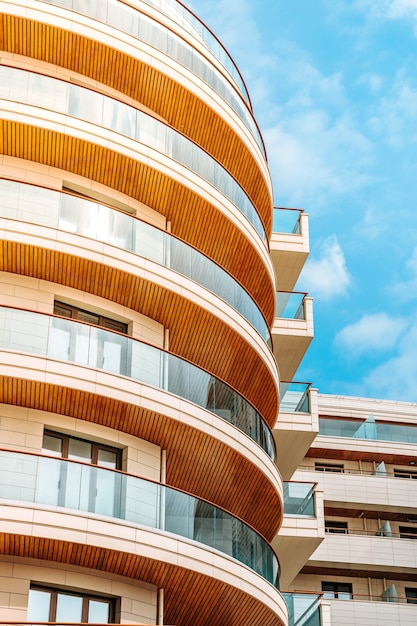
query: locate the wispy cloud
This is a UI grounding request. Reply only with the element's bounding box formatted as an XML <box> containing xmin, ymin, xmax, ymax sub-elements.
<box><xmin>335</xmin><ymin>312</ymin><xmax>408</xmax><ymax>356</ymax></box>
<box><xmin>360</xmin><ymin>316</ymin><xmax>417</xmax><ymax>400</ymax></box>
<box><xmin>299</xmin><ymin>235</ymin><xmax>351</xmax><ymax>300</ymax></box>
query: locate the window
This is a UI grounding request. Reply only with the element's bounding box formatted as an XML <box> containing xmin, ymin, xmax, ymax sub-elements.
<box><xmin>42</xmin><ymin>431</ymin><xmax>122</xmax><ymax>469</ymax></box>
<box><xmin>394</xmin><ymin>468</ymin><xmax>417</xmax><ymax>479</ymax></box>
<box><xmin>399</xmin><ymin>526</ymin><xmax>417</xmax><ymax>539</ymax></box>
<box><xmin>322</xmin><ymin>581</ymin><xmax>352</xmax><ymax>600</ymax></box>
<box><xmin>27</xmin><ymin>586</ymin><xmax>117</xmax><ymax>622</ymax></box>
<box><xmin>325</xmin><ymin>520</ymin><xmax>348</xmax><ymax>534</ymax></box>
<box><xmin>405</xmin><ymin>588</ymin><xmax>417</xmax><ymax>604</ymax></box>
<box><xmin>52</xmin><ymin>301</ymin><xmax>129</xmax><ymax>375</ymax></box>
<box><xmin>41</xmin><ymin>431</ymin><xmax>122</xmax><ymax>517</ymax></box>
<box><xmin>54</xmin><ymin>301</ymin><xmax>127</xmax><ymax>334</ymax></box>
<box><xmin>315</xmin><ymin>462</ymin><xmax>344</xmax><ymax>473</ymax></box>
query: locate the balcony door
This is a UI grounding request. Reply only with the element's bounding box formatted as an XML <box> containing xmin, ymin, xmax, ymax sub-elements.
<box><xmin>40</xmin><ymin>431</ymin><xmax>122</xmax><ymax>518</ymax></box>
<box><xmin>50</xmin><ymin>301</ymin><xmax>129</xmax><ymax>375</ymax></box>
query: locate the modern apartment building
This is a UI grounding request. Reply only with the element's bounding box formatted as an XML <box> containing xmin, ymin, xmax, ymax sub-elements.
<box><xmin>0</xmin><ymin>0</ymin><xmax>315</xmax><ymax>624</ymax></box>
<box><xmin>286</xmin><ymin>393</ymin><xmax>417</xmax><ymax>626</ymax></box>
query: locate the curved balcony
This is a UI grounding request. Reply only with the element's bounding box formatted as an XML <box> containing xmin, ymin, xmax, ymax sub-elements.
<box><xmin>38</xmin><ymin>0</ymin><xmax>264</xmax><ymax>155</ymax></box>
<box><xmin>0</xmin><ymin>66</ymin><xmax>267</xmax><ymax>242</ymax></box>
<box><xmin>0</xmin><ymin>179</ymin><xmax>271</xmax><ymax>347</ymax></box>
<box><xmin>0</xmin><ymin>449</ymin><xmax>280</xmax><ymax>587</ymax></box>
<box><xmin>0</xmin><ymin>306</ymin><xmax>275</xmax><ymax>458</ymax></box>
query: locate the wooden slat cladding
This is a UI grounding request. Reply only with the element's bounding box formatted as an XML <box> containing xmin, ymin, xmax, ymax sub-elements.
<box><xmin>0</xmin><ymin>240</ymin><xmax>278</xmax><ymax>426</ymax></box>
<box><xmin>0</xmin><ymin>376</ymin><xmax>282</xmax><ymax>540</ymax></box>
<box><xmin>0</xmin><ymin>534</ymin><xmax>284</xmax><ymax>626</ymax></box>
<box><xmin>0</xmin><ymin>119</ymin><xmax>275</xmax><ymax>326</ymax></box>
<box><xmin>306</xmin><ymin>447</ymin><xmax>417</xmax><ymax>466</ymax></box>
<box><xmin>0</xmin><ymin>13</ymin><xmax>272</xmax><ymax>236</ymax></box>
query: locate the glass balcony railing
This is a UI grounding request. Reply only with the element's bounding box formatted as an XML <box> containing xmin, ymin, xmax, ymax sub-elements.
<box><xmin>283</xmin><ymin>482</ymin><xmax>316</xmax><ymax>517</ymax></box>
<box><xmin>283</xmin><ymin>593</ymin><xmax>321</xmax><ymax>626</ymax></box>
<box><xmin>131</xmin><ymin>0</ymin><xmax>251</xmax><ymax>104</ymax></box>
<box><xmin>279</xmin><ymin>382</ymin><xmax>311</xmax><ymax>414</ymax></box>
<box><xmin>0</xmin><ymin>306</ymin><xmax>275</xmax><ymax>458</ymax></box>
<box><xmin>39</xmin><ymin>0</ymin><xmax>265</xmax><ymax>155</ymax></box>
<box><xmin>319</xmin><ymin>417</ymin><xmax>417</xmax><ymax>445</ymax></box>
<box><xmin>272</xmin><ymin>208</ymin><xmax>302</xmax><ymax>235</ymax></box>
<box><xmin>0</xmin><ymin>449</ymin><xmax>280</xmax><ymax>587</ymax></box>
<box><xmin>276</xmin><ymin>292</ymin><xmax>306</xmax><ymax>320</ymax></box>
<box><xmin>0</xmin><ymin>66</ymin><xmax>266</xmax><ymax>242</ymax></box>
<box><xmin>0</xmin><ymin>179</ymin><xmax>271</xmax><ymax>347</ymax></box>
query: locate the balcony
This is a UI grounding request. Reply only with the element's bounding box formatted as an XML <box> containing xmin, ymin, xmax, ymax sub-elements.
<box><xmin>308</xmin><ymin>530</ymin><xmax>417</xmax><ymax>575</ymax></box>
<box><xmin>0</xmin><ymin>179</ymin><xmax>271</xmax><ymax>347</ymax></box>
<box><xmin>322</xmin><ymin>596</ymin><xmax>417</xmax><ymax>626</ymax></box>
<box><xmin>275</xmin><ymin>384</ymin><xmax>319</xmax><ymax>480</ymax></box>
<box><xmin>296</xmin><ymin>466</ymin><xmax>417</xmax><ymax>517</ymax></box>
<box><xmin>283</xmin><ymin>593</ymin><xmax>321</xmax><ymax>626</ymax></box>
<box><xmin>273</xmin><ymin>483</ymin><xmax>324</xmax><ymax>588</ymax></box>
<box><xmin>0</xmin><ymin>65</ymin><xmax>266</xmax><ymax>242</ymax></box>
<box><xmin>0</xmin><ymin>306</ymin><xmax>275</xmax><ymax>459</ymax></box>
<box><xmin>272</xmin><ymin>292</ymin><xmax>314</xmax><ymax>381</ymax></box>
<box><xmin>0</xmin><ymin>449</ymin><xmax>280</xmax><ymax>587</ymax></box>
<box><xmin>270</xmin><ymin>209</ymin><xmax>310</xmax><ymax>291</ymax></box>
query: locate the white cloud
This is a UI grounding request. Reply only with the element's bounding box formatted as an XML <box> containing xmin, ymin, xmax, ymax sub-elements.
<box><xmin>360</xmin><ymin>317</ymin><xmax>417</xmax><ymax>400</ymax></box>
<box><xmin>388</xmin><ymin>0</ymin><xmax>417</xmax><ymax>19</ymax></box>
<box><xmin>299</xmin><ymin>235</ymin><xmax>351</xmax><ymax>300</ymax></box>
<box><xmin>335</xmin><ymin>313</ymin><xmax>408</xmax><ymax>356</ymax></box>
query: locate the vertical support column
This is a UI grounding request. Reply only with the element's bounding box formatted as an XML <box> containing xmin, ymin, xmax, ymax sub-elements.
<box><xmin>157</xmin><ymin>588</ymin><xmax>164</xmax><ymax>625</ymax></box>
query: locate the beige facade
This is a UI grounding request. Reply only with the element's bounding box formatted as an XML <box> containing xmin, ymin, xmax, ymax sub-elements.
<box><xmin>0</xmin><ymin>0</ymin><xmax>317</xmax><ymax>624</ymax></box>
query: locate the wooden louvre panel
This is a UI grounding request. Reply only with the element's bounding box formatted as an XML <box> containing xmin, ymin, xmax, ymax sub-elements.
<box><xmin>0</xmin><ymin>13</ymin><xmax>273</xmax><ymax>236</ymax></box>
<box><xmin>0</xmin><ymin>119</ymin><xmax>275</xmax><ymax>326</ymax></box>
<box><xmin>0</xmin><ymin>534</ymin><xmax>285</xmax><ymax>626</ymax></box>
<box><xmin>0</xmin><ymin>376</ymin><xmax>282</xmax><ymax>540</ymax></box>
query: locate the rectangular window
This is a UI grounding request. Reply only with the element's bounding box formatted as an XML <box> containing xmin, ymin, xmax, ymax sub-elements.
<box><xmin>405</xmin><ymin>588</ymin><xmax>417</xmax><ymax>604</ymax></box>
<box><xmin>325</xmin><ymin>520</ymin><xmax>348</xmax><ymax>534</ymax></box>
<box><xmin>394</xmin><ymin>468</ymin><xmax>417</xmax><ymax>479</ymax></box>
<box><xmin>315</xmin><ymin>462</ymin><xmax>344</xmax><ymax>473</ymax></box>
<box><xmin>27</xmin><ymin>586</ymin><xmax>117</xmax><ymax>623</ymax></box>
<box><xmin>322</xmin><ymin>581</ymin><xmax>352</xmax><ymax>600</ymax></box>
<box><xmin>399</xmin><ymin>526</ymin><xmax>417</xmax><ymax>539</ymax></box>
<box><xmin>42</xmin><ymin>431</ymin><xmax>122</xmax><ymax>469</ymax></box>
<box><xmin>54</xmin><ymin>301</ymin><xmax>128</xmax><ymax>334</ymax></box>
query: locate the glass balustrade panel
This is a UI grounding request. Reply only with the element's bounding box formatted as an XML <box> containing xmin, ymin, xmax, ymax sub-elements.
<box><xmin>272</xmin><ymin>208</ymin><xmax>302</xmax><ymax>235</ymax></box>
<box><xmin>0</xmin><ymin>450</ymin><xmax>279</xmax><ymax>586</ymax></box>
<box><xmin>40</xmin><ymin>0</ymin><xmax>262</xmax><ymax>151</ymax></box>
<box><xmin>0</xmin><ymin>65</ymin><xmax>265</xmax><ymax>241</ymax></box>
<box><xmin>280</xmin><ymin>383</ymin><xmax>310</xmax><ymax>414</ymax></box>
<box><xmin>283</xmin><ymin>482</ymin><xmax>315</xmax><ymax>516</ymax></box>
<box><xmin>0</xmin><ymin>307</ymin><xmax>274</xmax><ymax>456</ymax></box>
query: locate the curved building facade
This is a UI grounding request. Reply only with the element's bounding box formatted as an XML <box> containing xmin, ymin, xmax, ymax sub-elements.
<box><xmin>0</xmin><ymin>1</ymin><xmax>311</xmax><ymax>624</ymax></box>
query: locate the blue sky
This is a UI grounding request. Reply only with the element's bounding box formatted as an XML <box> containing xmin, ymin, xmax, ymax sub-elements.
<box><xmin>189</xmin><ymin>0</ymin><xmax>417</xmax><ymax>402</ymax></box>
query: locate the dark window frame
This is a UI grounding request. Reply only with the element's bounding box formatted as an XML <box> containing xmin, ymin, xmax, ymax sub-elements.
<box><xmin>315</xmin><ymin>462</ymin><xmax>345</xmax><ymax>473</ymax></box>
<box><xmin>28</xmin><ymin>585</ymin><xmax>118</xmax><ymax>622</ymax></box>
<box><xmin>54</xmin><ymin>300</ymin><xmax>128</xmax><ymax>334</ymax></box>
<box><xmin>394</xmin><ymin>468</ymin><xmax>417</xmax><ymax>479</ymax></box>
<box><xmin>405</xmin><ymin>587</ymin><xmax>417</xmax><ymax>604</ymax></box>
<box><xmin>325</xmin><ymin>520</ymin><xmax>349</xmax><ymax>534</ymax></box>
<box><xmin>43</xmin><ymin>430</ymin><xmax>122</xmax><ymax>470</ymax></box>
<box><xmin>322</xmin><ymin>581</ymin><xmax>352</xmax><ymax>600</ymax></box>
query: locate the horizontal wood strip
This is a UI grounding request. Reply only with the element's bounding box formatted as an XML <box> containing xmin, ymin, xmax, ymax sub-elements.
<box><xmin>0</xmin><ymin>119</ymin><xmax>275</xmax><ymax>326</ymax></box>
<box><xmin>0</xmin><ymin>534</ymin><xmax>284</xmax><ymax>626</ymax></box>
<box><xmin>0</xmin><ymin>376</ymin><xmax>282</xmax><ymax>540</ymax></box>
<box><xmin>0</xmin><ymin>13</ymin><xmax>272</xmax><ymax>236</ymax></box>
